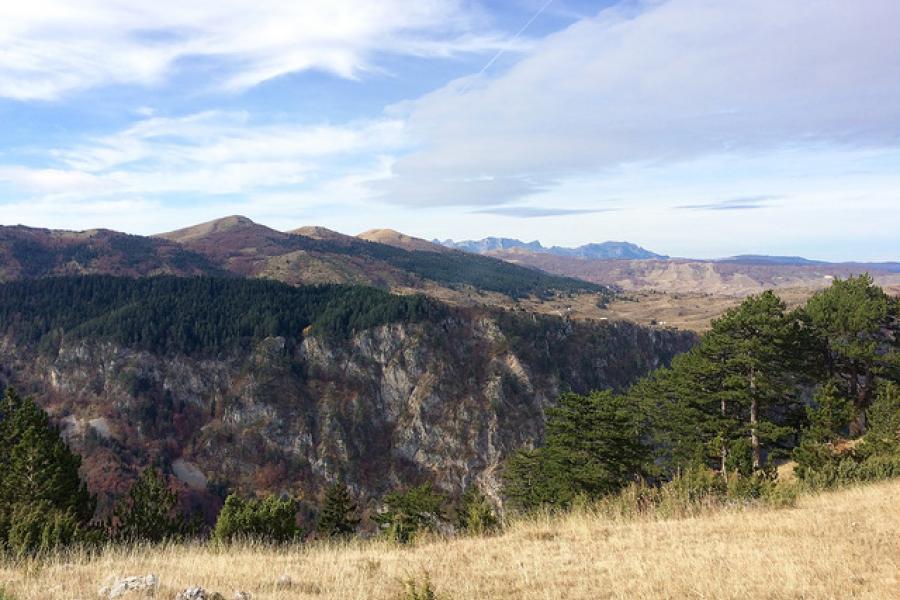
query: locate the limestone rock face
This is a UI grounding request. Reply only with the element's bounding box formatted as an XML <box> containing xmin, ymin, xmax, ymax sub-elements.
<box><xmin>2</xmin><ymin>311</ymin><xmax>695</xmax><ymax>510</ymax></box>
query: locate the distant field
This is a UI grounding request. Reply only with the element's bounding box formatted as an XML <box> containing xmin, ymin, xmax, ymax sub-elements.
<box><xmin>2</xmin><ymin>480</ymin><xmax>897</xmax><ymax>599</ymax></box>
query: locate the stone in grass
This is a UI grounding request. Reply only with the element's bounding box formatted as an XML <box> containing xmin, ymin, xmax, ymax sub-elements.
<box><xmin>233</xmin><ymin>593</ymin><xmax>252</xmax><ymax>600</ymax></box>
<box><xmin>98</xmin><ymin>574</ymin><xmax>159</xmax><ymax>599</ymax></box>
<box><xmin>275</xmin><ymin>575</ymin><xmax>293</xmax><ymax>589</ymax></box>
<box><xmin>174</xmin><ymin>587</ymin><xmax>225</xmax><ymax>600</ymax></box>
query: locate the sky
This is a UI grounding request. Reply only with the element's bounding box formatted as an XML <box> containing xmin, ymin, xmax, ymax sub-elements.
<box><xmin>0</xmin><ymin>0</ymin><xmax>898</xmax><ymax>261</ymax></box>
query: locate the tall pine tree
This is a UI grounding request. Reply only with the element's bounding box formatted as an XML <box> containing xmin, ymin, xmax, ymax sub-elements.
<box><xmin>803</xmin><ymin>275</ymin><xmax>900</xmax><ymax>434</ymax></box>
<box><xmin>696</xmin><ymin>291</ymin><xmax>801</xmax><ymax>473</ymax></box>
<box><xmin>0</xmin><ymin>387</ymin><xmax>95</xmax><ymax>553</ymax></box>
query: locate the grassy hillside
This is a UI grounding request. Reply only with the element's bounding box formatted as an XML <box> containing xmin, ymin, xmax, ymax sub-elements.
<box><xmin>1</xmin><ymin>480</ymin><xmax>896</xmax><ymax>599</ymax></box>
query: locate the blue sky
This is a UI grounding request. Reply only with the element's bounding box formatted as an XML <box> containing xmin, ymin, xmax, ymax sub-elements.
<box><xmin>0</xmin><ymin>0</ymin><xmax>897</xmax><ymax>260</ymax></box>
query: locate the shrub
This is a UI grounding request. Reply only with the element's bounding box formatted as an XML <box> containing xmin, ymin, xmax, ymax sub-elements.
<box><xmin>454</xmin><ymin>487</ymin><xmax>499</xmax><ymax>535</ymax></box>
<box><xmin>374</xmin><ymin>484</ymin><xmax>445</xmax><ymax>544</ymax></box>
<box><xmin>4</xmin><ymin>502</ymin><xmax>83</xmax><ymax>557</ymax></box>
<box><xmin>213</xmin><ymin>494</ymin><xmax>301</xmax><ymax>544</ymax></box>
<box><xmin>397</xmin><ymin>574</ymin><xmax>442</xmax><ymax>600</ymax></box>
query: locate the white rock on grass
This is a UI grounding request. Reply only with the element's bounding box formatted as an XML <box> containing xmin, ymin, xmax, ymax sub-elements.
<box><xmin>98</xmin><ymin>575</ymin><xmax>159</xmax><ymax>599</ymax></box>
<box><xmin>174</xmin><ymin>587</ymin><xmax>225</xmax><ymax>600</ymax></box>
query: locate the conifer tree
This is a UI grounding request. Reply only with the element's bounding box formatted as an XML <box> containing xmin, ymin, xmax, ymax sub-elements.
<box><xmin>696</xmin><ymin>291</ymin><xmax>801</xmax><ymax>473</ymax></box>
<box><xmin>0</xmin><ymin>388</ymin><xmax>94</xmax><ymax>521</ymax></box>
<box><xmin>803</xmin><ymin>275</ymin><xmax>900</xmax><ymax>434</ymax></box>
<box><xmin>503</xmin><ymin>390</ymin><xmax>649</xmax><ymax>510</ymax></box>
<box><xmin>109</xmin><ymin>467</ymin><xmax>186</xmax><ymax>543</ymax></box>
<box><xmin>316</xmin><ymin>481</ymin><xmax>360</xmax><ymax>538</ymax></box>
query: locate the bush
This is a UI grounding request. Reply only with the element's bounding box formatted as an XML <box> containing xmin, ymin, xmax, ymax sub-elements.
<box><xmin>4</xmin><ymin>502</ymin><xmax>83</xmax><ymax>557</ymax></box>
<box><xmin>454</xmin><ymin>487</ymin><xmax>499</xmax><ymax>535</ymax></box>
<box><xmin>374</xmin><ymin>484</ymin><xmax>445</xmax><ymax>544</ymax></box>
<box><xmin>593</xmin><ymin>467</ymin><xmax>798</xmax><ymax>520</ymax></box>
<box><xmin>213</xmin><ymin>494</ymin><xmax>301</xmax><ymax>544</ymax></box>
<box><xmin>397</xmin><ymin>574</ymin><xmax>442</xmax><ymax>600</ymax></box>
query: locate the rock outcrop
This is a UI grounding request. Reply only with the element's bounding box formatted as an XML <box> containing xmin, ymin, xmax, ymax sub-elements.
<box><xmin>1</xmin><ymin>309</ymin><xmax>694</xmax><ymax>514</ymax></box>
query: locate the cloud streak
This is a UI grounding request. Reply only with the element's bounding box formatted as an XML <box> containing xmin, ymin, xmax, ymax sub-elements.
<box><xmin>676</xmin><ymin>195</ymin><xmax>779</xmax><ymax>211</ymax></box>
<box><xmin>472</xmin><ymin>206</ymin><xmax>614</xmax><ymax>218</ymax></box>
<box><xmin>0</xmin><ymin>0</ymin><xmax>519</xmax><ymax>100</ymax></box>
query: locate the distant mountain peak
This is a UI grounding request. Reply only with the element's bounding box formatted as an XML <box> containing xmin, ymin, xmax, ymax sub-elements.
<box><xmin>439</xmin><ymin>237</ymin><xmax>666</xmax><ymax>260</ymax></box>
<box><xmin>155</xmin><ymin>215</ymin><xmax>261</xmax><ymax>242</ymax></box>
<box><xmin>359</xmin><ymin>229</ymin><xmax>451</xmax><ymax>253</ymax></box>
<box><xmin>290</xmin><ymin>225</ymin><xmax>352</xmax><ymax>242</ymax></box>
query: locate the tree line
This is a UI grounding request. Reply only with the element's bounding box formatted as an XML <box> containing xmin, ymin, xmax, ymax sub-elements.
<box><xmin>0</xmin><ymin>275</ymin><xmax>442</xmax><ymax>356</ymax></box>
<box><xmin>503</xmin><ymin>274</ymin><xmax>900</xmax><ymax>510</ymax></box>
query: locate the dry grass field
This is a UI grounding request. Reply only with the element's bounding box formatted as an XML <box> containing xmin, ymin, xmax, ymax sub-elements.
<box><xmin>1</xmin><ymin>480</ymin><xmax>897</xmax><ymax>600</ymax></box>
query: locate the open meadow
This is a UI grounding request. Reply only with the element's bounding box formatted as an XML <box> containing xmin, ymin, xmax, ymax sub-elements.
<box><xmin>2</xmin><ymin>480</ymin><xmax>897</xmax><ymax>600</ymax></box>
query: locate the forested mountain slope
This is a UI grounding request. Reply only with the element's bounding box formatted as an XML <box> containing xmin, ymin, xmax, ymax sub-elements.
<box><xmin>0</xmin><ymin>275</ymin><xmax>693</xmax><ymax>517</ymax></box>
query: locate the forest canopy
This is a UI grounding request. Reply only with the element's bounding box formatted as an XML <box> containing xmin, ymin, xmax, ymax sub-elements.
<box><xmin>0</xmin><ymin>275</ymin><xmax>443</xmax><ymax>356</ymax></box>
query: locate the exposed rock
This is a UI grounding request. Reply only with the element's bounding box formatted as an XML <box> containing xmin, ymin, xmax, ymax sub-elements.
<box><xmin>3</xmin><ymin>311</ymin><xmax>695</xmax><ymax>511</ymax></box>
<box><xmin>233</xmin><ymin>593</ymin><xmax>252</xmax><ymax>600</ymax></box>
<box><xmin>174</xmin><ymin>587</ymin><xmax>225</xmax><ymax>600</ymax></box>
<box><xmin>275</xmin><ymin>575</ymin><xmax>293</xmax><ymax>589</ymax></box>
<box><xmin>172</xmin><ymin>458</ymin><xmax>208</xmax><ymax>490</ymax></box>
<box><xmin>98</xmin><ymin>574</ymin><xmax>158</xmax><ymax>599</ymax></box>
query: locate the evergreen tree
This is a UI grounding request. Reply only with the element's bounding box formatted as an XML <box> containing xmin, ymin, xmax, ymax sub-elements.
<box><xmin>803</xmin><ymin>275</ymin><xmax>900</xmax><ymax>434</ymax></box>
<box><xmin>633</xmin><ymin>353</ymin><xmax>739</xmax><ymax>478</ymax></box>
<box><xmin>109</xmin><ymin>468</ymin><xmax>186</xmax><ymax>543</ymax></box>
<box><xmin>0</xmin><ymin>388</ymin><xmax>94</xmax><ymax>521</ymax></box>
<box><xmin>805</xmin><ymin>381</ymin><xmax>854</xmax><ymax>443</ymax></box>
<box><xmin>0</xmin><ymin>388</ymin><xmax>95</xmax><ymax>553</ymax></box>
<box><xmin>503</xmin><ymin>390</ymin><xmax>649</xmax><ymax>511</ymax></box>
<box><xmin>316</xmin><ymin>482</ymin><xmax>360</xmax><ymax>538</ymax></box>
<box><xmin>696</xmin><ymin>291</ymin><xmax>801</xmax><ymax>473</ymax></box>
<box><xmin>373</xmin><ymin>484</ymin><xmax>445</xmax><ymax>544</ymax></box>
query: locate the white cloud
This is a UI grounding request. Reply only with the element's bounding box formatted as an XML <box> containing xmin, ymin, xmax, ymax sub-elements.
<box><xmin>377</xmin><ymin>0</ymin><xmax>900</xmax><ymax>205</ymax></box>
<box><xmin>18</xmin><ymin>111</ymin><xmax>407</xmax><ymax>197</ymax></box>
<box><xmin>0</xmin><ymin>0</ymin><xmax>518</xmax><ymax>100</ymax></box>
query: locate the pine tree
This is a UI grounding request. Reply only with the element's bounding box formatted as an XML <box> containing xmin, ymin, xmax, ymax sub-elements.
<box><xmin>503</xmin><ymin>390</ymin><xmax>649</xmax><ymax>510</ymax></box>
<box><xmin>109</xmin><ymin>467</ymin><xmax>186</xmax><ymax>543</ymax></box>
<box><xmin>696</xmin><ymin>291</ymin><xmax>801</xmax><ymax>473</ymax></box>
<box><xmin>0</xmin><ymin>388</ymin><xmax>94</xmax><ymax>521</ymax></box>
<box><xmin>0</xmin><ymin>388</ymin><xmax>95</xmax><ymax>553</ymax></box>
<box><xmin>316</xmin><ymin>482</ymin><xmax>360</xmax><ymax>538</ymax></box>
<box><xmin>803</xmin><ymin>275</ymin><xmax>900</xmax><ymax>434</ymax></box>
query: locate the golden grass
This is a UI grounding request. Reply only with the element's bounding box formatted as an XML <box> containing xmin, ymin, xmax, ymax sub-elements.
<box><xmin>1</xmin><ymin>480</ymin><xmax>898</xmax><ymax>600</ymax></box>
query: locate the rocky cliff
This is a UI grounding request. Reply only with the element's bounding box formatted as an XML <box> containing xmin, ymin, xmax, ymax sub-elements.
<box><xmin>0</xmin><ymin>308</ymin><xmax>694</xmax><ymax>516</ymax></box>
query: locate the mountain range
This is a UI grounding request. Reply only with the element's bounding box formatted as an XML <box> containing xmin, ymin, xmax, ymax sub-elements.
<box><xmin>439</xmin><ymin>238</ymin><xmax>668</xmax><ymax>260</ymax></box>
<box><xmin>0</xmin><ymin>217</ymin><xmax>606</xmax><ymax>302</ymax></box>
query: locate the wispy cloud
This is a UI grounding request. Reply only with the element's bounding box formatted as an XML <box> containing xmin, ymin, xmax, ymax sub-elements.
<box><xmin>471</xmin><ymin>206</ymin><xmax>615</xmax><ymax>218</ymax></box>
<box><xmin>0</xmin><ymin>0</ymin><xmax>520</xmax><ymax>100</ymax></box>
<box><xmin>676</xmin><ymin>195</ymin><xmax>779</xmax><ymax>211</ymax></box>
<box><xmin>376</xmin><ymin>0</ymin><xmax>900</xmax><ymax>206</ymax></box>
